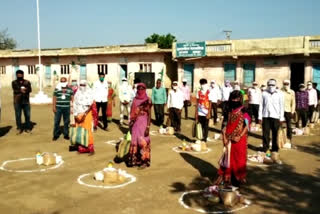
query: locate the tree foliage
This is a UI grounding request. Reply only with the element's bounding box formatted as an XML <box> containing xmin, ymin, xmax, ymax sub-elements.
<box><xmin>145</xmin><ymin>33</ymin><xmax>177</xmax><ymax>49</ymax></box>
<box><xmin>0</xmin><ymin>28</ymin><xmax>17</xmax><ymax>50</ymax></box>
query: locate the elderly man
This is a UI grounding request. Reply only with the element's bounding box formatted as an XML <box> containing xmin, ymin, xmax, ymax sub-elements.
<box><xmin>180</xmin><ymin>78</ymin><xmax>191</xmax><ymax>119</ymax></box>
<box><xmin>52</xmin><ymin>77</ymin><xmax>74</xmax><ymax>141</ymax></box>
<box><xmin>281</xmin><ymin>80</ymin><xmax>295</xmax><ymax>144</ymax></box>
<box><xmin>306</xmin><ymin>81</ymin><xmax>318</xmax><ymax>124</ymax></box>
<box><xmin>259</xmin><ymin>79</ymin><xmax>284</xmax><ymax>164</ymax></box>
<box><xmin>12</xmin><ymin>70</ymin><xmax>32</xmax><ymax>134</ymax></box>
<box><xmin>119</xmin><ymin>78</ymin><xmax>133</xmax><ymax>126</ymax></box>
<box><xmin>167</xmin><ymin>81</ymin><xmax>184</xmax><ymax>132</ymax></box>
<box><xmin>248</xmin><ymin>82</ymin><xmax>261</xmax><ymax>125</ymax></box>
<box><xmin>94</xmin><ymin>72</ymin><xmax>109</xmax><ymax>130</ymax></box>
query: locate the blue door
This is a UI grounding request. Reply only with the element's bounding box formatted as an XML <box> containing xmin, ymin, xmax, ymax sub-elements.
<box><xmin>120</xmin><ymin>64</ymin><xmax>127</xmax><ymax>81</ymax></box>
<box><xmin>45</xmin><ymin>65</ymin><xmax>51</xmax><ymax>85</ymax></box>
<box><xmin>80</xmin><ymin>64</ymin><xmax>87</xmax><ymax>80</ymax></box>
<box><xmin>224</xmin><ymin>63</ymin><xmax>236</xmax><ymax>82</ymax></box>
<box><xmin>313</xmin><ymin>64</ymin><xmax>320</xmax><ymax>90</ymax></box>
<box><xmin>243</xmin><ymin>64</ymin><xmax>255</xmax><ymax>86</ymax></box>
<box><xmin>13</xmin><ymin>65</ymin><xmax>19</xmax><ymax>80</ymax></box>
<box><xmin>183</xmin><ymin>64</ymin><xmax>194</xmax><ymax>92</ymax></box>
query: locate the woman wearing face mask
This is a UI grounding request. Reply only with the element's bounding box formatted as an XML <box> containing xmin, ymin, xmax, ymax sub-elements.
<box><xmin>126</xmin><ymin>83</ymin><xmax>152</xmax><ymax>169</ymax></box>
<box><xmin>214</xmin><ymin>90</ymin><xmax>250</xmax><ymax>187</ymax></box>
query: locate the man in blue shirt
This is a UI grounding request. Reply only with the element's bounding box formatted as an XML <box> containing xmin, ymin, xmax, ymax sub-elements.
<box><xmin>151</xmin><ymin>79</ymin><xmax>167</xmax><ymax>126</ymax></box>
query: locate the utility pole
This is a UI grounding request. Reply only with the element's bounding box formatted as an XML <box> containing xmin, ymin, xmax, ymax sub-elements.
<box><xmin>223</xmin><ymin>30</ymin><xmax>232</xmax><ymax>40</ymax></box>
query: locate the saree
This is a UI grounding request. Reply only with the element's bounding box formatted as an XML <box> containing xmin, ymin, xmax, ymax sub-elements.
<box><xmin>126</xmin><ymin>84</ymin><xmax>151</xmax><ymax>167</ymax></box>
<box><xmin>218</xmin><ymin>106</ymin><xmax>250</xmax><ymax>184</ymax></box>
<box><xmin>75</xmin><ymin>110</ymin><xmax>94</xmax><ymax>152</ymax></box>
<box><xmin>107</xmin><ymin>87</ymin><xmax>116</xmax><ymax>121</ymax></box>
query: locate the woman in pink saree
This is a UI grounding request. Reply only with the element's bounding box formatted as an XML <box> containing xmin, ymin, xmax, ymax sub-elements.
<box><xmin>126</xmin><ymin>83</ymin><xmax>152</xmax><ymax>169</ymax></box>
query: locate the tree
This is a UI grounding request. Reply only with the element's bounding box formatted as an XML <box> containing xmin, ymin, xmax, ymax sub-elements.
<box><xmin>0</xmin><ymin>28</ymin><xmax>17</xmax><ymax>50</ymax></box>
<box><xmin>145</xmin><ymin>33</ymin><xmax>177</xmax><ymax>49</ymax></box>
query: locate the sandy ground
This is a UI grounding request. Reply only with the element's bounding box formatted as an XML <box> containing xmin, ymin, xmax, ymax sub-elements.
<box><xmin>0</xmin><ymin>87</ymin><xmax>320</xmax><ymax>214</ymax></box>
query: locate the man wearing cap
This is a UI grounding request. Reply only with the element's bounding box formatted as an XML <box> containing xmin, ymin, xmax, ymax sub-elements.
<box><xmin>221</xmin><ymin>80</ymin><xmax>233</xmax><ymax>127</ymax></box>
<box><xmin>52</xmin><ymin>77</ymin><xmax>74</xmax><ymax>141</ymax></box>
<box><xmin>258</xmin><ymin>79</ymin><xmax>284</xmax><ymax>164</ymax></box>
<box><xmin>119</xmin><ymin>78</ymin><xmax>133</xmax><ymax>125</ymax></box>
<box><xmin>167</xmin><ymin>81</ymin><xmax>184</xmax><ymax>132</ymax></box>
<box><xmin>306</xmin><ymin>81</ymin><xmax>318</xmax><ymax>124</ymax></box>
<box><xmin>180</xmin><ymin>79</ymin><xmax>191</xmax><ymax>119</ymax></box>
<box><xmin>209</xmin><ymin>80</ymin><xmax>221</xmax><ymax>125</ymax></box>
<box><xmin>248</xmin><ymin>82</ymin><xmax>261</xmax><ymax>125</ymax></box>
<box><xmin>151</xmin><ymin>79</ymin><xmax>167</xmax><ymax>126</ymax></box>
<box><xmin>233</xmin><ymin>80</ymin><xmax>241</xmax><ymax>91</ymax></box>
<box><xmin>281</xmin><ymin>80</ymin><xmax>295</xmax><ymax>144</ymax></box>
<box><xmin>296</xmin><ymin>83</ymin><xmax>309</xmax><ymax>129</ymax></box>
<box><xmin>93</xmin><ymin>72</ymin><xmax>109</xmax><ymax>130</ymax></box>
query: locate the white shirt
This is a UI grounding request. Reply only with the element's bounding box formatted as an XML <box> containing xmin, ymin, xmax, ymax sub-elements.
<box><xmin>248</xmin><ymin>87</ymin><xmax>262</xmax><ymax>105</ymax></box>
<box><xmin>307</xmin><ymin>88</ymin><xmax>318</xmax><ymax>106</ymax></box>
<box><xmin>167</xmin><ymin>89</ymin><xmax>184</xmax><ymax>110</ymax></box>
<box><xmin>119</xmin><ymin>83</ymin><xmax>133</xmax><ymax>103</ymax></box>
<box><xmin>94</xmin><ymin>80</ymin><xmax>108</xmax><ymax>102</ymax></box>
<box><xmin>259</xmin><ymin>90</ymin><xmax>285</xmax><ymax>121</ymax></box>
<box><xmin>209</xmin><ymin>86</ymin><xmax>221</xmax><ymax>103</ymax></box>
<box><xmin>221</xmin><ymin>86</ymin><xmax>233</xmax><ymax>102</ymax></box>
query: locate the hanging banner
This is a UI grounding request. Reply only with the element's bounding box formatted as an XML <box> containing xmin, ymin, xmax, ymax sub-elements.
<box><xmin>176</xmin><ymin>42</ymin><xmax>206</xmax><ymax>58</ymax></box>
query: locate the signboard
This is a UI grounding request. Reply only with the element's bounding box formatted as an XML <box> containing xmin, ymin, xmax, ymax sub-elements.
<box><xmin>134</xmin><ymin>72</ymin><xmax>155</xmax><ymax>89</ymax></box>
<box><xmin>176</xmin><ymin>42</ymin><xmax>206</xmax><ymax>58</ymax></box>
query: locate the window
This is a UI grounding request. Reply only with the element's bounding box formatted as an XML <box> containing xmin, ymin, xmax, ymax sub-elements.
<box><xmin>224</xmin><ymin>63</ymin><xmax>236</xmax><ymax>81</ymax></box>
<box><xmin>60</xmin><ymin>65</ymin><xmax>70</xmax><ymax>75</ymax></box>
<box><xmin>28</xmin><ymin>65</ymin><xmax>36</xmax><ymax>75</ymax></box>
<box><xmin>139</xmin><ymin>63</ymin><xmax>152</xmax><ymax>72</ymax></box>
<box><xmin>243</xmin><ymin>63</ymin><xmax>255</xmax><ymax>86</ymax></box>
<box><xmin>97</xmin><ymin>64</ymin><xmax>108</xmax><ymax>74</ymax></box>
<box><xmin>0</xmin><ymin>66</ymin><xmax>6</xmax><ymax>75</ymax></box>
<box><xmin>310</xmin><ymin>40</ymin><xmax>320</xmax><ymax>48</ymax></box>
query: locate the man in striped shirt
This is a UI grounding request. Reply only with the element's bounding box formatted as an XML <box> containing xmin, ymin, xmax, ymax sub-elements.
<box><xmin>52</xmin><ymin>77</ymin><xmax>74</xmax><ymax>141</ymax></box>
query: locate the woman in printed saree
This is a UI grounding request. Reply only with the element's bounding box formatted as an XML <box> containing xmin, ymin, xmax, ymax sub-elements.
<box><xmin>126</xmin><ymin>83</ymin><xmax>152</xmax><ymax>168</ymax></box>
<box><xmin>72</xmin><ymin>80</ymin><xmax>95</xmax><ymax>154</ymax></box>
<box><xmin>215</xmin><ymin>90</ymin><xmax>250</xmax><ymax>187</ymax></box>
<box><xmin>107</xmin><ymin>81</ymin><xmax>116</xmax><ymax>121</ymax></box>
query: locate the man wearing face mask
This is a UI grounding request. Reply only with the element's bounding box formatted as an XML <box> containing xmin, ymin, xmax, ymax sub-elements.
<box><xmin>167</xmin><ymin>81</ymin><xmax>184</xmax><ymax>133</ymax></box>
<box><xmin>209</xmin><ymin>80</ymin><xmax>221</xmax><ymax>125</ymax></box>
<box><xmin>258</xmin><ymin>79</ymin><xmax>284</xmax><ymax>164</ymax></box>
<box><xmin>52</xmin><ymin>77</ymin><xmax>74</xmax><ymax>141</ymax></box>
<box><xmin>195</xmin><ymin>79</ymin><xmax>212</xmax><ymax>142</ymax></box>
<box><xmin>295</xmin><ymin>83</ymin><xmax>309</xmax><ymax>129</ymax></box>
<box><xmin>281</xmin><ymin>80</ymin><xmax>295</xmax><ymax>144</ymax></box>
<box><xmin>248</xmin><ymin>82</ymin><xmax>261</xmax><ymax>125</ymax></box>
<box><xmin>306</xmin><ymin>81</ymin><xmax>318</xmax><ymax>124</ymax></box>
<box><xmin>119</xmin><ymin>78</ymin><xmax>133</xmax><ymax>126</ymax></box>
<box><xmin>11</xmin><ymin>70</ymin><xmax>32</xmax><ymax>134</ymax></box>
<box><xmin>180</xmin><ymin>79</ymin><xmax>191</xmax><ymax>119</ymax></box>
<box><xmin>94</xmin><ymin>72</ymin><xmax>109</xmax><ymax>131</ymax></box>
<box><xmin>233</xmin><ymin>81</ymin><xmax>241</xmax><ymax>91</ymax></box>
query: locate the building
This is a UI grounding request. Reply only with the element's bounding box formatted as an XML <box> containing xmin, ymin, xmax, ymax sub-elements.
<box><xmin>173</xmin><ymin>35</ymin><xmax>320</xmax><ymax>92</ymax></box>
<box><xmin>0</xmin><ymin>43</ymin><xmax>176</xmax><ymax>89</ymax></box>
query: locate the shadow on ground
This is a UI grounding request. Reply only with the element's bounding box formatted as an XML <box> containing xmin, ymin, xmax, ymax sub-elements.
<box><xmin>0</xmin><ymin>126</ymin><xmax>12</xmax><ymax>137</ymax></box>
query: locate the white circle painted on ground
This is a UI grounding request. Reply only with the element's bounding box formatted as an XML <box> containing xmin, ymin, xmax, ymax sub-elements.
<box><xmin>104</xmin><ymin>140</ymin><xmax>120</xmax><ymax>146</ymax></box>
<box><xmin>77</xmin><ymin>171</ymin><xmax>136</xmax><ymax>189</ymax></box>
<box><xmin>150</xmin><ymin>130</ymin><xmax>176</xmax><ymax>137</ymax></box>
<box><xmin>172</xmin><ymin>147</ymin><xmax>212</xmax><ymax>154</ymax></box>
<box><xmin>0</xmin><ymin>157</ymin><xmax>64</xmax><ymax>173</ymax></box>
<box><xmin>179</xmin><ymin>190</ymin><xmax>250</xmax><ymax>214</ymax></box>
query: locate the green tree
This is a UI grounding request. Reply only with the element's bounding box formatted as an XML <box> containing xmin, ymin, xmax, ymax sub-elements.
<box><xmin>145</xmin><ymin>33</ymin><xmax>176</xmax><ymax>49</ymax></box>
<box><xmin>0</xmin><ymin>28</ymin><xmax>17</xmax><ymax>50</ymax></box>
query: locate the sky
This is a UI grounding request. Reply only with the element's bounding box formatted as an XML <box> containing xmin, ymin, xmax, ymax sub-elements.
<box><xmin>0</xmin><ymin>0</ymin><xmax>319</xmax><ymax>49</ymax></box>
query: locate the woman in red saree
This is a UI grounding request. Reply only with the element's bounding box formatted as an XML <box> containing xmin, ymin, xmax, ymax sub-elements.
<box><xmin>126</xmin><ymin>83</ymin><xmax>152</xmax><ymax>169</ymax></box>
<box><xmin>216</xmin><ymin>90</ymin><xmax>250</xmax><ymax>186</ymax></box>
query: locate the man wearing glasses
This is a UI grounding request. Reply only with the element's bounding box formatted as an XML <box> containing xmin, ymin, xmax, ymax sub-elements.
<box><xmin>259</xmin><ymin>79</ymin><xmax>284</xmax><ymax>164</ymax></box>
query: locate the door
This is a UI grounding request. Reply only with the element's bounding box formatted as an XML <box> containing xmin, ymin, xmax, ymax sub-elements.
<box><xmin>243</xmin><ymin>63</ymin><xmax>255</xmax><ymax>86</ymax></box>
<box><xmin>183</xmin><ymin>64</ymin><xmax>194</xmax><ymax>92</ymax></box>
<box><xmin>120</xmin><ymin>64</ymin><xmax>127</xmax><ymax>81</ymax></box>
<box><xmin>45</xmin><ymin>65</ymin><xmax>51</xmax><ymax>85</ymax></box>
<box><xmin>290</xmin><ymin>63</ymin><xmax>305</xmax><ymax>92</ymax></box>
<box><xmin>313</xmin><ymin>64</ymin><xmax>320</xmax><ymax>90</ymax></box>
<box><xmin>224</xmin><ymin>63</ymin><xmax>236</xmax><ymax>82</ymax></box>
<box><xmin>80</xmin><ymin>64</ymin><xmax>87</xmax><ymax>80</ymax></box>
<box><xmin>13</xmin><ymin>65</ymin><xmax>19</xmax><ymax>80</ymax></box>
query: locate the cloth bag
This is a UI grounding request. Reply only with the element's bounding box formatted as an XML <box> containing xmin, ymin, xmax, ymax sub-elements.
<box><xmin>117</xmin><ymin>132</ymin><xmax>131</xmax><ymax>159</ymax></box>
<box><xmin>196</xmin><ymin>123</ymin><xmax>203</xmax><ymax>140</ymax></box>
<box><xmin>277</xmin><ymin>128</ymin><xmax>286</xmax><ymax>149</ymax></box>
<box><xmin>219</xmin><ymin>143</ymin><xmax>231</xmax><ymax>168</ymax></box>
<box><xmin>70</xmin><ymin>127</ymin><xmax>89</xmax><ymax>147</ymax></box>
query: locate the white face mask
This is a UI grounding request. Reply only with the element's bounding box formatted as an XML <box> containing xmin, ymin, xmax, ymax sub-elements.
<box><xmin>123</xmin><ymin>81</ymin><xmax>128</xmax><ymax>86</ymax></box>
<box><xmin>268</xmin><ymin>86</ymin><xmax>276</xmax><ymax>93</ymax></box>
<box><xmin>307</xmin><ymin>85</ymin><xmax>312</xmax><ymax>90</ymax></box>
<box><xmin>211</xmin><ymin>83</ymin><xmax>215</xmax><ymax>87</ymax></box>
<box><xmin>60</xmin><ymin>82</ymin><xmax>67</xmax><ymax>88</ymax></box>
<box><xmin>299</xmin><ymin>88</ymin><xmax>305</xmax><ymax>91</ymax></box>
<box><xmin>284</xmin><ymin>85</ymin><xmax>290</xmax><ymax>91</ymax></box>
<box><xmin>173</xmin><ymin>86</ymin><xmax>178</xmax><ymax>90</ymax></box>
<box><xmin>201</xmin><ymin>84</ymin><xmax>209</xmax><ymax>91</ymax></box>
<box><xmin>79</xmin><ymin>86</ymin><xmax>86</xmax><ymax>91</ymax></box>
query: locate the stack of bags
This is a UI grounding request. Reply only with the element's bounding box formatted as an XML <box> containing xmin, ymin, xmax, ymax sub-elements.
<box><xmin>36</xmin><ymin>152</ymin><xmax>62</xmax><ymax>166</ymax></box>
<box><xmin>159</xmin><ymin>126</ymin><xmax>175</xmax><ymax>135</ymax></box>
<box><xmin>94</xmin><ymin>168</ymin><xmax>127</xmax><ymax>184</ymax></box>
<box><xmin>179</xmin><ymin>140</ymin><xmax>207</xmax><ymax>152</ymax></box>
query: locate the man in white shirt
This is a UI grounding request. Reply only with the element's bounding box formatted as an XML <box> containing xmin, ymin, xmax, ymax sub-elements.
<box><xmin>233</xmin><ymin>80</ymin><xmax>241</xmax><ymax>91</ymax></box>
<box><xmin>259</xmin><ymin>79</ymin><xmax>284</xmax><ymax>163</ymax></box>
<box><xmin>248</xmin><ymin>82</ymin><xmax>261</xmax><ymax>124</ymax></box>
<box><xmin>209</xmin><ymin>80</ymin><xmax>221</xmax><ymax>125</ymax></box>
<box><xmin>94</xmin><ymin>72</ymin><xmax>109</xmax><ymax>130</ymax></box>
<box><xmin>180</xmin><ymin>79</ymin><xmax>191</xmax><ymax>119</ymax></box>
<box><xmin>119</xmin><ymin>78</ymin><xmax>133</xmax><ymax>125</ymax></box>
<box><xmin>167</xmin><ymin>81</ymin><xmax>184</xmax><ymax>132</ymax></box>
<box><xmin>306</xmin><ymin>81</ymin><xmax>318</xmax><ymax>124</ymax></box>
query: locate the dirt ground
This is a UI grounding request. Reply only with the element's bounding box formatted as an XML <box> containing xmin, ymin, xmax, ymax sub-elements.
<box><xmin>0</xmin><ymin>87</ymin><xmax>320</xmax><ymax>214</ymax></box>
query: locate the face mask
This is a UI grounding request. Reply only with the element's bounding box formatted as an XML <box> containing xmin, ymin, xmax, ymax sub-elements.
<box><xmin>79</xmin><ymin>86</ymin><xmax>86</xmax><ymax>91</ymax></box>
<box><xmin>268</xmin><ymin>86</ymin><xmax>276</xmax><ymax>93</ymax></box>
<box><xmin>60</xmin><ymin>82</ymin><xmax>67</xmax><ymax>88</ymax></box>
<box><xmin>201</xmin><ymin>84</ymin><xmax>209</xmax><ymax>91</ymax></box>
<box><xmin>307</xmin><ymin>85</ymin><xmax>312</xmax><ymax>90</ymax></box>
<box><xmin>299</xmin><ymin>88</ymin><xmax>305</xmax><ymax>91</ymax></box>
<box><xmin>99</xmin><ymin>77</ymin><xmax>104</xmax><ymax>82</ymax></box>
<box><xmin>17</xmin><ymin>77</ymin><xmax>23</xmax><ymax>81</ymax></box>
<box><xmin>230</xmin><ymin>101</ymin><xmax>242</xmax><ymax>109</ymax></box>
<box><xmin>284</xmin><ymin>85</ymin><xmax>289</xmax><ymax>91</ymax></box>
<box><xmin>211</xmin><ymin>83</ymin><xmax>215</xmax><ymax>87</ymax></box>
<box><xmin>173</xmin><ymin>86</ymin><xmax>178</xmax><ymax>90</ymax></box>
<box><xmin>123</xmin><ymin>81</ymin><xmax>128</xmax><ymax>86</ymax></box>
<box><xmin>183</xmin><ymin>82</ymin><xmax>187</xmax><ymax>86</ymax></box>
<box><xmin>71</xmin><ymin>81</ymin><xmax>77</xmax><ymax>86</ymax></box>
